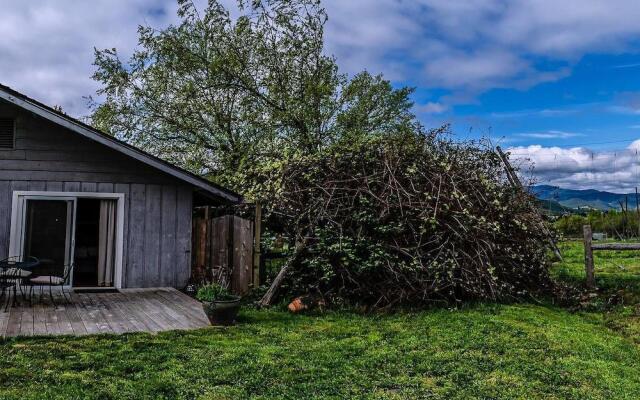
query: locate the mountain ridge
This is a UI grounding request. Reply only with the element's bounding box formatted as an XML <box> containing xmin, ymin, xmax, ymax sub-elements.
<box><xmin>531</xmin><ymin>185</ymin><xmax>639</xmax><ymax>211</ymax></box>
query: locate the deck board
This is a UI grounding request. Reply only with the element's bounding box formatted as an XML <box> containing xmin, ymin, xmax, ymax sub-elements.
<box><xmin>0</xmin><ymin>288</ymin><xmax>210</xmax><ymax>337</ymax></box>
<box><xmin>32</xmin><ymin>302</ymin><xmax>47</xmax><ymax>335</ymax></box>
<box><xmin>0</xmin><ymin>304</ymin><xmax>8</xmax><ymax>337</ymax></box>
<box><xmin>135</xmin><ymin>290</ymin><xmax>181</xmax><ymax>330</ymax></box>
<box><xmin>72</xmin><ymin>294</ymin><xmax>100</xmax><ymax>335</ymax></box>
<box><xmin>18</xmin><ymin>306</ymin><xmax>34</xmax><ymax>337</ymax></box>
<box><xmin>155</xmin><ymin>288</ymin><xmax>210</xmax><ymax>327</ymax></box>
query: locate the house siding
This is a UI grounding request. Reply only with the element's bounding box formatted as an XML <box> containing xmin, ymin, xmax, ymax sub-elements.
<box><xmin>0</xmin><ymin>101</ymin><xmax>193</xmax><ymax>288</ymax></box>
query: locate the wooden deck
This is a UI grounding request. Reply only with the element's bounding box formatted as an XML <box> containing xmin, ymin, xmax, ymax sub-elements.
<box><xmin>0</xmin><ymin>288</ymin><xmax>211</xmax><ymax>338</ymax></box>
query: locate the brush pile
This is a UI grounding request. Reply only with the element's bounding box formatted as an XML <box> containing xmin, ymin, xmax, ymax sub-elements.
<box><xmin>258</xmin><ymin>128</ymin><xmax>552</xmax><ymax>307</ymax></box>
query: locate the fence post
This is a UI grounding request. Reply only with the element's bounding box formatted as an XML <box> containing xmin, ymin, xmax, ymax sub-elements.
<box><xmin>253</xmin><ymin>203</ymin><xmax>262</xmax><ymax>288</ymax></box>
<box><xmin>583</xmin><ymin>224</ymin><xmax>595</xmax><ymax>289</ymax></box>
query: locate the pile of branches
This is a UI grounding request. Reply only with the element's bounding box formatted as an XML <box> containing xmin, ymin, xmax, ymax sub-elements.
<box><xmin>258</xmin><ymin>128</ymin><xmax>553</xmax><ymax>308</ymax></box>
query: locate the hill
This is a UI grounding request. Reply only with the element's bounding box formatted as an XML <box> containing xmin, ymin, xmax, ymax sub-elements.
<box><xmin>531</xmin><ymin>185</ymin><xmax>639</xmax><ymax>211</ymax></box>
<box><xmin>535</xmin><ymin>198</ymin><xmax>577</xmax><ymax>216</ymax></box>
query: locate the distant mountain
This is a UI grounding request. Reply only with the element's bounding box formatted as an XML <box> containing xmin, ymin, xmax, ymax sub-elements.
<box><xmin>531</xmin><ymin>185</ymin><xmax>639</xmax><ymax>211</ymax></box>
<box><xmin>534</xmin><ymin>198</ymin><xmax>577</xmax><ymax>216</ymax></box>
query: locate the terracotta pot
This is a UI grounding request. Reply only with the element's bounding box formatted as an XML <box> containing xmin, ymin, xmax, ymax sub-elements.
<box><xmin>202</xmin><ymin>297</ymin><xmax>241</xmax><ymax>326</ymax></box>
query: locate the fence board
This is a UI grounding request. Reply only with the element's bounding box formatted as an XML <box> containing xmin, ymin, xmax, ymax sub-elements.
<box><xmin>211</xmin><ymin>216</ymin><xmax>230</xmax><ymax>285</ymax></box>
<box><xmin>232</xmin><ymin>216</ymin><xmax>253</xmax><ymax>295</ymax></box>
<box><xmin>191</xmin><ymin>211</ymin><xmax>254</xmax><ymax>295</ymax></box>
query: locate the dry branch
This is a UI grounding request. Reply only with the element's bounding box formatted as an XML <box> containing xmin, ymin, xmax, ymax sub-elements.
<box><xmin>256</xmin><ymin>131</ymin><xmax>553</xmax><ymax>307</ymax></box>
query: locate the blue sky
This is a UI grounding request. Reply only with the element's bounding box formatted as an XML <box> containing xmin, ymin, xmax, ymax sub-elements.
<box><xmin>4</xmin><ymin>0</ymin><xmax>640</xmax><ymax>191</ymax></box>
<box><xmin>431</xmin><ymin>53</ymin><xmax>640</xmax><ymax>149</ymax></box>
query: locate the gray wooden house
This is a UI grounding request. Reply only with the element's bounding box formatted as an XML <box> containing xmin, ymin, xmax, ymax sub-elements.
<box><xmin>0</xmin><ymin>84</ymin><xmax>242</xmax><ymax>290</ymax></box>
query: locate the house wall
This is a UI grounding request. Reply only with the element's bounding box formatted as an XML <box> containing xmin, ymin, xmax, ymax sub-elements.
<box><xmin>0</xmin><ymin>101</ymin><xmax>193</xmax><ymax>288</ymax></box>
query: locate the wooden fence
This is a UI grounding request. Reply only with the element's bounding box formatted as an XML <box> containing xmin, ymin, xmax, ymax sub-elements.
<box><xmin>192</xmin><ymin>212</ymin><xmax>257</xmax><ymax>295</ymax></box>
<box><xmin>583</xmin><ymin>224</ymin><xmax>640</xmax><ymax>289</ymax></box>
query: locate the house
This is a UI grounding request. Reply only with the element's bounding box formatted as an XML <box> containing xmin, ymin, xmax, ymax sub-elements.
<box><xmin>0</xmin><ymin>84</ymin><xmax>242</xmax><ymax>290</ymax></box>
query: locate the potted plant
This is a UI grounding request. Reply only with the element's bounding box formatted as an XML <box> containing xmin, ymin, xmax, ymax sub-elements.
<box><xmin>196</xmin><ymin>283</ymin><xmax>241</xmax><ymax>326</ymax></box>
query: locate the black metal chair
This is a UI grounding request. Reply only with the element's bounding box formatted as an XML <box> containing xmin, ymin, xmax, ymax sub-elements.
<box><xmin>0</xmin><ymin>256</ymin><xmax>39</xmax><ymax>311</ymax></box>
<box><xmin>25</xmin><ymin>262</ymin><xmax>74</xmax><ymax>307</ymax></box>
<box><xmin>0</xmin><ymin>265</ymin><xmax>15</xmax><ymax>312</ymax></box>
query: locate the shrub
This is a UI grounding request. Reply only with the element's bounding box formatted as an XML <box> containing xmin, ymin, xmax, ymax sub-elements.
<box><xmin>555</xmin><ymin>210</ymin><xmax>640</xmax><ymax>239</ymax></box>
<box><xmin>257</xmin><ymin>128</ymin><xmax>553</xmax><ymax>307</ymax></box>
<box><xmin>196</xmin><ymin>284</ymin><xmax>237</xmax><ymax>302</ymax></box>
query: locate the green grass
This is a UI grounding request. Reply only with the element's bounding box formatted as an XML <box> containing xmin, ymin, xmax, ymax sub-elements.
<box><xmin>552</xmin><ymin>240</ymin><xmax>640</xmax><ymax>347</ymax></box>
<box><xmin>4</xmin><ymin>242</ymin><xmax>640</xmax><ymax>399</ymax></box>
<box><xmin>553</xmin><ymin>240</ymin><xmax>640</xmax><ymax>290</ymax></box>
<box><xmin>3</xmin><ymin>306</ymin><xmax>640</xmax><ymax>399</ymax></box>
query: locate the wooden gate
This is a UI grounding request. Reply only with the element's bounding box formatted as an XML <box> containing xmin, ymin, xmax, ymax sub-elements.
<box><xmin>192</xmin><ymin>214</ymin><xmax>255</xmax><ymax>295</ymax></box>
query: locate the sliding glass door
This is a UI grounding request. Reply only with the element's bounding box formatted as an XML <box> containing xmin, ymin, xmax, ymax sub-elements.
<box><xmin>22</xmin><ymin>199</ymin><xmax>75</xmax><ymax>279</ymax></box>
<box><xmin>10</xmin><ymin>192</ymin><xmax>124</xmax><ymax>289</ymax></box>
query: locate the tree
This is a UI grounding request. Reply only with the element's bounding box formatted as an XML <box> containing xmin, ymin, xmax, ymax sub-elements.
<box><xmin>92</xmin><ymin>0</ymin><xmax>416</xmax><ymax>192</ymax></box>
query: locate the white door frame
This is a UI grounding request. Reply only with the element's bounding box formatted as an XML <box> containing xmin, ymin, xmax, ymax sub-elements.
<box><xmin>8</xmin><ymin>191</ymin><xmax>125</xmax><ymax>289</ymax></box>
<box><xmin>11</xmin><ymin>195</ymin><xmax>77</xmax><ymax>283</ymax></box>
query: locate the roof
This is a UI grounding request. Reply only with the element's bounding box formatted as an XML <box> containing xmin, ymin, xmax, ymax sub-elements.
<box><xmin>0</xmin><ymin>83</ymin><xmax>242</xmax><ymax>203</ymax></box>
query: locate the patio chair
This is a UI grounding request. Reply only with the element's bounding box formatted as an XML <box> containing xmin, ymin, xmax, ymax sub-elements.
<box><xmin>25</xmin><ymin>262</ymin><xmax>74</xmax><ymax>307</ymax></box>
<box><xmin>0</xmin><ymin>256</ymin><xmax>38</xmax><ymax>311</ymax></box>
<box><xmin>0</xmin><ymin>267</ymin><xmax>15</xmax><ymax>312</ymax></box>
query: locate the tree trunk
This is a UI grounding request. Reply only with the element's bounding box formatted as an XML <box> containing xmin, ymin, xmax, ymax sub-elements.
<box><xmin>258</xmin><ymin>238</ymin><xmax>308</xmax><ymax>307</ymax></box>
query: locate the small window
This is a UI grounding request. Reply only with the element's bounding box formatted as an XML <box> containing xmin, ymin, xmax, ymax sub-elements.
<box><xmin>0</xmin><ymin>118</ymin><xmax>14</xmax><ymax>149</ymax></box>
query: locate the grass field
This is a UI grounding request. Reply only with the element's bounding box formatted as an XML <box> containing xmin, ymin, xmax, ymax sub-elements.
<box><xmin>551</xmin><ymin>240</ymin><xmax>640</xmax><ymax>347</ymax></box>
<box><xmin>3</xmin><ymin>243</ymin><xmax>640</xmax><ymax>399</ymax></box>
<box><xmin>2</xmin><ymin>306</ymin><xmax>640</xmax><ymax>399</ymax></box>
<box><xmin>553</xmin><ymin>240</ymin><xmax>640</xmax><ymax>290</ymax></box>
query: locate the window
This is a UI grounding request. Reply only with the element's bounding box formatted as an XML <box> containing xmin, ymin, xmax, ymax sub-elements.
<box><xmin>0</xmin><ymin>118</ymin><xmax>14</xmax><ymax>149</ymax></box>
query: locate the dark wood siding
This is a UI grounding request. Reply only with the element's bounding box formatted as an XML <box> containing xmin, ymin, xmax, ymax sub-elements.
<box><xmin>0</xmin><ymin>101</ymin><xmax>194</xmax><ymax>288</ymax></box>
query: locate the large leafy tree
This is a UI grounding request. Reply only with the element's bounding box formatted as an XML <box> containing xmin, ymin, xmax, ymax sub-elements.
<box><xmin>92</xmin><ymin>0</ymin><xmax>417</xmax><ymax>192</ymax></box>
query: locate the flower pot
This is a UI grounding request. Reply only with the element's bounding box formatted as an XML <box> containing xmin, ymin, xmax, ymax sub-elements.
<box><xmin>202</xmin><ymin>296</ymin><xmax>241</xmax><ymax>326</ymax></box>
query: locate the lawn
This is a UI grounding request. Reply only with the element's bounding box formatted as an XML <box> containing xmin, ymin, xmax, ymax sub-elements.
<box><xmin>551</xmin><ymin>240</ymin><xmax>640</xmax><ymax>346</ymax></box>
<box><xmin>553</xmin><ymin>240</ymin><xmax>640</xmax><ymax>290</ymax></box>
<box><xmin>3</xmin><ymin>243</ymin><xmax>640</xmax><ymax>399</ymax></box>
<box><xmin>2</xmin><ymin>304</ymin><xmax>640</xmax><ymax>399</ymax></box>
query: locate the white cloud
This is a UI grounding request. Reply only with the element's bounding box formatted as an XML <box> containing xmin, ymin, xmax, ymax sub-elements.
<box><xmin>613</xmin><ymin>63</ymin><xmax>640</xmax><ymax>69</ymax></box>
<box><xmin>517</xmin><ymin>130</ymin><xmax>582</xmax><ymax>139</ymax></box>
<box><xmin>324</xmin><ymin>0</ymin><xmax>640</xmax><ymax>105</ymax></box>
<box><xmin>415</xmin><ymin>102</ymin><xmax>448</xmax><ymax>114</ymax></box>
<box><xmin>489</xmin><ymin>108</ymin><xmax>580</xmax><ymax>119</ymax></box>
<box><xmin>5</xmin><ymin>1</ymin><xmax>640</xmax><ymax>116</ymax></box>
<box><xmin>0</xmin><ymin>0</ymin><xmax>190</xmax><ymax>116</ymax></box>
<box><xmin>508</xmin><ymin>141</ymin><xmax>640</xmax><ymax>192</ymax></box>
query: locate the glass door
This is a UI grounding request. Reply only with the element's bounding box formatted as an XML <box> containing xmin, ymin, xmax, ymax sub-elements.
<box><xmin>22</xmin><ymin>199</ymin><xmax>75</xmax><ymax>281</ymax></box>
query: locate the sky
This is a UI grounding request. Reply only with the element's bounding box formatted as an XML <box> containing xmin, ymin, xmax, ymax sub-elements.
<box><xmin>4</xmin><ymin>0</ymin><xmax>640</xmax><ymax>192</ymax></box>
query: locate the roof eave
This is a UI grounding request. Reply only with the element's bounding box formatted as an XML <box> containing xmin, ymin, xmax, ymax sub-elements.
<box><xmin>0</xmin><ymin>86</ymin><xmax>242</xmax><ymax>203</ymax></box>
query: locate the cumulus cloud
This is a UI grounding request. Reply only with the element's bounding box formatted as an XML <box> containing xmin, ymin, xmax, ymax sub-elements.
<box><xmin>5</xmin><ymin>1</ymin><xmax>640</xmax><ymax>116</ymax></box>
<box><xmin>0</xmin><ymin>0</ymin><xmax>190</xmax><ymax>116</ymax></box>
<box><xmin>508</xmin><ymin>140</ymin><xmax>640</xmax><ymax>192</ymax></box>
<box><xmin>324</xmin><ymin>0</ymin><xmax>640</xmax><ymax>106</ymax></box>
